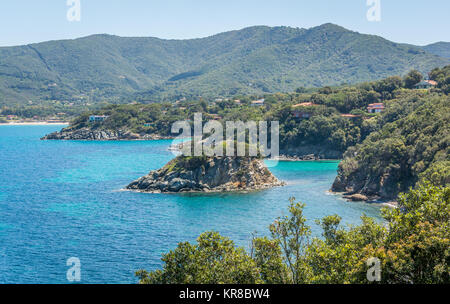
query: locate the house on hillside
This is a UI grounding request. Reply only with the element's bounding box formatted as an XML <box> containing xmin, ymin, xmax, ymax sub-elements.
<box><xmin>414</xmin><ymin>80</ymin><xmax>438</xmax><ymax>89</ymax></box>
<box><xmin>292</xmin><ymin>111</ymin><xmax>312</xmax><ymax>119</ymax></box>
<box><xmin>291</xmin><ymin>102</ymin><xmax>319</xmax><ymax>119</ymax></box>
<box><xmin>251</xmin><ymin>99</ymin><xmax>265</xmax><ymax>106</ymax></box>
<box><xmin>367</xmin><ymin>103</ymin><xmax>385</xmax><ymax>114</ymax></box>
<box><xmin>292</xmin><ymin>102</ymin><xmax>318</xmax><ymax>108</ymax></box>
<box><xmin>89</xmin><ymin>115</ymin><xmax>109</xmax><ymax>122</ymax></box>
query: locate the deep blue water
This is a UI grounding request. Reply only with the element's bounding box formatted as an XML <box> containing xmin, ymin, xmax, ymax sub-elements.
<box><xmin>0</xmin><ymin>125</ymin><xmax>382</xmax><ymax>283</ymax></box>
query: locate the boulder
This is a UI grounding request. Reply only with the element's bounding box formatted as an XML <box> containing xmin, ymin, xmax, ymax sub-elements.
<box><xmin>343</xmin><ymin>194</ymin><xmax>369</xmax><ymax>202</ymax></box>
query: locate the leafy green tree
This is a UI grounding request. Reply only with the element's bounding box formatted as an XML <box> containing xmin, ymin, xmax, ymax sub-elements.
<box><xmin>429</xmin><ymin>65</ymin><xmax>450</xmax><ymax>94</ymax></box>
<box><xmin>404</xmin><ymin>70</ymin><xmax>423</xmax><ymax>89</ymax></box>
<box><xmin>305</xmin><ymin>215</ymin><xmax>386</xmax><ymax>284</ymax></box>
<box><xmin>268</xmin><ymin>198</ymin><xmax>311</xmax><ymax>283</ymax></box>
<box><xmin>137</xmin><ymin>185</ymin><xmax>449</xmax><ymax>284</ymax></box>
<box><xmin>136</xmin><ymin>231</ymin><xmax>262</xmax><ymax>284</ymax></box>
<box><xmin>251</xmin><ymin>236</ymin><xmax>289</xmax><ymax>284</ymax></box>
<box><xmin>378</xmin><ymin>184</ymin><xmax>450</xmax><ymax>283</ymax></box>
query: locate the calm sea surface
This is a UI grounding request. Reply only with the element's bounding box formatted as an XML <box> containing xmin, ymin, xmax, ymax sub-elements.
<box><xmin>0</xmin><ymin>125</ymin><xmax>382</xmax><ymax>283</ymax></box>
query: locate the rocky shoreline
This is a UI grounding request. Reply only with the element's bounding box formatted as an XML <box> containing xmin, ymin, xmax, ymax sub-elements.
<box><xmin>331</xmin><ymin>164</ymin><xmax>401</xmax><ymax>203</ymax></box>
<box><xmin>280</xmin><ymin>144</ymin><xmax>343</xmax><ymax>160</ymax></box>
<box><xmin>41</xmin><ymin>127</ymin><xmax>173</xmax><ymax>141</ymax></box>
<box><xmin>271</xmin><ymin>155</ymin><xmax>339</xmax><ymax>161</ymax></box>
<box><xmin>329</xmin><ymin>190</ymin><xmax>398</xmax><ymax>207</ymax></box>
<box><xmin>126</xmin><ymin>155</ymin><xmax>285</xmax><ymax>193</ymax></box>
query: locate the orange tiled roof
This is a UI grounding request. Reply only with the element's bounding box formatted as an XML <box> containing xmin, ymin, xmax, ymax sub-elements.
<box><xmin>341</xmin><ymin>114</ymin><xmax>360</xmax><ymax>118</ymax></box>
<box><xmin>425</xmin><ymin>80</ymin><xmax>438</xmax><ymax>86</ymax></box>
<box><xmin>367</xmin><ymin>103</ymin><xmax>385</xmax><ymax>109</ymax></box>
<box><xmin>293</xmin><ymin>102</ymin><xmax>318</xmax><ymax>108</ymax></box>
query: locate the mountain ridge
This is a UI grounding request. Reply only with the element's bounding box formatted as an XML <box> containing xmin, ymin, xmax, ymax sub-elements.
<box><xmin>421</xmin><ymin>42</ymin><xmax>450</xmax><ymax>58</ymax></box>
<box><xmin>0</xmin><ymin>23</ymin><xmax>448</xmax><ymax>105</ymax></box>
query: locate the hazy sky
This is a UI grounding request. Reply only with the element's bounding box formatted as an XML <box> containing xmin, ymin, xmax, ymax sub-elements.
<box><xmin>0</xmin><ymin>0</ymin><xmax>448</xmax><ymax>47</ymax></box>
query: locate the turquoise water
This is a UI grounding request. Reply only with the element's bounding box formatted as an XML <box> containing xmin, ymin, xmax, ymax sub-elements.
<box><xmin>0</xmin><ymin>125</ymin><xmax>382</xmax><ymax>283</ymax></box>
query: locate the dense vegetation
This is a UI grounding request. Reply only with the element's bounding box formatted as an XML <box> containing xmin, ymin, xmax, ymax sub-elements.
<box><xmin>45</xmin><ymin>67</ymin><xmax>450</xmax><ymax>200</ymax></box>
<box><xmin>333</xmin><ymin>67</ymin><xmax>450</xmax><ymax>200</ymax></box>
<box><xmin>422</xmin><ymin>42</ymin><xmax>450</xmax><ymax>59</ymax></box>
<box><xmin>0</xmin><ymin>24</ymin><xmax>448</xmax><ymax>106</ymax></box>
<box><xmin>136</xmin><ymin>184</ymin><xmax>449</xmax><ymax>284</ymax></box>
<box><xmin>430</xmin><ymin>65</ymin><xmax>450</xmax><ymax>94</ymax></box>
<box><xmin>0</xmin><ymin>101</ymin><xmax>102</xmax><ymax>120</ymax></box>
<box><xmin>61</xmin><ymin>68</ymin><xmax>450</xmax><ymax>162</ymax></box>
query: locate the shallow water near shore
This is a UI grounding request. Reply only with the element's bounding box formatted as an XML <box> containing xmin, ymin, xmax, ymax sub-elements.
<box><xmin>0</xmin><ymin>125</ymin><xmax>383</xmax><ymax>283</ymax></box>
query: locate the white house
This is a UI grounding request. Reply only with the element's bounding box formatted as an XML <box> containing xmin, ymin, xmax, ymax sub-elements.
<box><xmin>89</xmin><ymin>115</ymin><xmax>109</xmax><ymax>122</ymax></box>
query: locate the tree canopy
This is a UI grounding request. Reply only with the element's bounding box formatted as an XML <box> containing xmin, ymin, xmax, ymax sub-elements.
<box><xmin>137</xmin><ymin>184</ymin><xmax>449</xmax><ymax>284</ymax></box>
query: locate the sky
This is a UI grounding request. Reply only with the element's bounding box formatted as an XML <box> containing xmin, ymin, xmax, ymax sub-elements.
<box><xmin>0</xmin><ymin>0</ymin><xmax>449</xmax><ymax>47</ymax></box>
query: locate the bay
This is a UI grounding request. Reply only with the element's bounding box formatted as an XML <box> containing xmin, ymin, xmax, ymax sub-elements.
<box><xmin>0</xmin><ymin>125</ymin><xmax>382</xmax><ymax>283</ymax></box>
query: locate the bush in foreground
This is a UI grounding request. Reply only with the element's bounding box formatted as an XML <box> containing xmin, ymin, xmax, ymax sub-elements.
<box><xmin>136</xmin><ymin>184</ymin><xmax>449</xmax><ymax>284</ymax></box>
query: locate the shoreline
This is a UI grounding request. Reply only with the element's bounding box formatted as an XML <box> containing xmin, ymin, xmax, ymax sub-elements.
<box><xmin>328</xmin><ymin>190</ymin><xmax>398</xmax><ymax>208</ymax></box>
<box><xmin>270</xmin><ymin>156</ymin><xmax>340</xmax><ymax>162</ymax></box>
<box><xmin>123</xmin><ymin>183</ymin><xmax>285</xmax><ymax>195</ymax></box>
<box><xmin>0</xmin><ymin>122</ymin><xmax>69</xmax><ymax>126</ymax></box>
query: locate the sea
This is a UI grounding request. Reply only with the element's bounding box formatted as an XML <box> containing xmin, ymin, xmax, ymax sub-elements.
<box><xmin>0</xmin><ymin>125</ymin><xmax>383</xmax><ymax>283</ymax></box>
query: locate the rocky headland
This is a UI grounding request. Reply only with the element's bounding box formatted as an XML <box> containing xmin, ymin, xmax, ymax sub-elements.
<box><xmin>41</xmin><ymin>127</ymin><xmax>172</xmax><ymax>140</ymax></box>
<box><xmin>126</xmin><ymin>155</ymin><xmax>285</xmax><ymax>193</ymax></box>
<box><xmin>332</xmin><ymin>163</ymin><xmax>401</xmax><ymax>202</ymax></box>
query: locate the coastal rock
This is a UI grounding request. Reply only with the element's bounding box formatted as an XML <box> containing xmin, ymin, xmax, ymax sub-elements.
<box><xmin>41</xmin><ymin>127</ymin><xmax>173</xmax><ymax>141</ymax></box>
<box><xmin>332</xmin><ymin>160</ymin><xmax>395</xmax><ymax>201</ymax></box>
<box><xmin>343</xmin><ymin>194</ymin><xmax>369</xmax><ymax>202</ymax></box>
<box><xmin>280</xmin><ymin>144</ymin><xmax>343</xmax><ymax>160</ymax></box>
<box><xmin>126</xmin><ymin>155</ymin><xmax>285</xmax><ymax>193</ymax></box>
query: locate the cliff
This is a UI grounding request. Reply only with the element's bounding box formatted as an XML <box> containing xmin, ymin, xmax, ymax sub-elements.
<box><xmin>332</xmin><ymin>95</ymin><xmax>449</xmax><ymax>201</ymax></box>
<box><xmin>126</xmin><ymin>155</ymin><xmax>285</xmax><ymax>193</ymax></box>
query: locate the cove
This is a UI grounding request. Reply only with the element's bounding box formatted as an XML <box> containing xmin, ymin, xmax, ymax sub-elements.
<box><xmin>0</xmin><ymin>125</ymin><xmax>382</xmax><ymax>283</ymax></box>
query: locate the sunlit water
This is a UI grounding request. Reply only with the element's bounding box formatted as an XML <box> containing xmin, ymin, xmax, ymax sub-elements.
<box><xmin>0</xmin><ymin>125</ymin><xmax>382</xmax><ymax>283</ymax></box>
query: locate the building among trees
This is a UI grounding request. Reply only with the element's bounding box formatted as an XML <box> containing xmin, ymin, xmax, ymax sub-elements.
<box><xmin>367</xmin><ymin>103</ymin><xmax>385</xmax><ymax>113</ymax></box>
<box><xmin>414</xmin><ymin>79</ymin><xmax>438</xmax><ymax>89</ymax></box>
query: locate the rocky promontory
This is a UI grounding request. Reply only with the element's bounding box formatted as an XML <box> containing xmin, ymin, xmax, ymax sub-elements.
<box><xmin>126</xmin><ymin>155</ymin><xmax>285</xmax><ymax>193</ymax></box>
<box><xmin>41</xmin><ymin>127</ymin><xmax>172</xmax><ymax>141</ymax></box>
<box><xmin>280</xmin><ymin>144</ymin><xmax>343</xmax><ymax>160</ymax></box>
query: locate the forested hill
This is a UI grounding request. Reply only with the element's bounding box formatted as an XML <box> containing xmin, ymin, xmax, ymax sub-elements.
<box><xmin>421</xmin><ymin>42</ymin><xmax>450</xmax><ymax>58</ymax></box>
<box><xmin>332</xmin><ymin>66</ymin><xmax>450</xmax><ymax>200</ymax></box>
<box><xmin>1</xmin><ymin>23</ymin><xmax>448</xmax><ymax>105</ymax></box>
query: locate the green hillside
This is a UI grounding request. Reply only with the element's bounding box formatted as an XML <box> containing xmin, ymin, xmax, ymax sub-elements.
<box><xmin>0</xmin><ymin>24</ymin><xmax>448</xmax><ymax>106</ymax></box>
<box><xmin>422</xmin><ymin>42</ymin><xmax>450</xmax><ymax>58</ymax></box>
<box><xmin>332</xmin><ymin>66</ymin><xmax>450</xmax><ymax>200</ymax></box>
